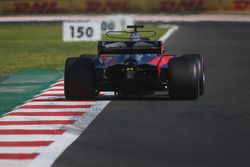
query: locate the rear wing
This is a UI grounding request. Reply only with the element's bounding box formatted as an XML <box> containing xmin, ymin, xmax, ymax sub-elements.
<box><xmin>98</xmin><ymin>41</ymin><xmax>162</xmax><ymax>54</ymax></box>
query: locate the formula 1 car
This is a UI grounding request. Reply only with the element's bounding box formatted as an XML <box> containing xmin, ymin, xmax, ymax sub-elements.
<box><xmin>64</xmin><ymin>25</ymin><xmax>205</xmax><ymax>100</ymax></box>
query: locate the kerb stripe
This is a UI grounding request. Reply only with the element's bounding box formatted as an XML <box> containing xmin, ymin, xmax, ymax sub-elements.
<box><xmin>37</xmin><ymin>94</ymin><xmax>64</xmax><ymax>97</ymax></box>
<box><xmin>0</xmin><ymin>120</ymin><xmax>75</xmax><ymax>125</ymax></box>
<box><xmin>0</xmin><ymin>153</ymin><xmax>38</xmax><ymax>159</ymax></box>
<box><xmin>52</xmin><ymin>83</ymin><xmax>64</xmax><ymax>87</ymax></box>
<box><xmin>7</xmin><ymin>112</ymin><xmax>84</xmax><ymax>116</ymax></box>
<box><xmin>20</xmin><ymin>105</ymin><xmax>91</xmax><ymax>109</ymax></box>
<box><xmin>0</xmin><ymin>141</ymin><xmax>53</xmax><ymax>147</ymax></box>
<box><xmin>0</xmin><ymin>129</ymin><xmax>65</xmax><ymax>135</ymax></box>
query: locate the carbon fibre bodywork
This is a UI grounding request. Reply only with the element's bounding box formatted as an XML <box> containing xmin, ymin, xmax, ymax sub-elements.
<box><xmin>91</xmin><ymin>52</ymin><xmax>174</xmax><ymax>93</ymax></box>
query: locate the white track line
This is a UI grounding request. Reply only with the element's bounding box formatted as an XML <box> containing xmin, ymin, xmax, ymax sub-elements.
<box><xmin>0</xmin><ymin>135</ymin><xmax>59</xmax><ymax>142</ymax></box>
<box><xmin>0</xmin><ymin>81</ymin><xmax>111</xmax><ymax>167</ymax></box>
<box><xmin>23</xmin><ymin>101</ymin><xmax>95</xmax><ymax>106</ymax></box>
<box><xmin>28</xmin><ymin>101</ymin><xmax>110</xmax><ymax>167</ymax></box>
<box><xmin>0</xmin><ymin>161</ymin><xmax>32</xmax><ymax>167</ymax></box>
<box><xmin>159</xmin><ymin>25</ymin><xmax>179</xmax><ymax>42</ymax></box>
<box><xmin>50</xmin><ymin>81</ymin><xmax>64</xmax><ymax>86</ymax></box>
<box><xmin>0</xmin><ymin>125</ymin><xmax>71</xmax><ymax>130</ymax></box>
<box><xmin>38</xmin><ymin>91</ymin><xmax>64</xmax><ymax>95</ymax></box>
<box><xmin>45</xmin><ymin>86</ymin><xmax>64</xmax><ymax>90</ymax></box>
<box><xmin>31</xmin><ymin>96</ymin><xmax>65</xmax><ymax>100</ymax></box>
<box><xmin>38</xmin><ymin>90</ymin><xmax>115</xmax><ymax>96</ymax></box>
<box><xmin>1</xmin><ymin>116</ymin><xmax>82</xmax><ymax>121</ymax></box>
<box><xmin>0</xmin><ymin>147</ymin><xmax>46</xmax><ymax>154</ymax></box>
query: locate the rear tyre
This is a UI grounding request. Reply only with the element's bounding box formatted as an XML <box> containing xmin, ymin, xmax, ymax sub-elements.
<box><xmin>183</xmin><ymin>54</ymin><xmax>205</xmax><ymax>95</ymax></box>
<box><xmin>64</xmin><ymin>56</ymin><xmax>96</xmax><ymax>100</ymax></box>
<box><xmin>168</xmin><ymin>57</ymin><xmax>199</xmax><ymax>100</ymax></box>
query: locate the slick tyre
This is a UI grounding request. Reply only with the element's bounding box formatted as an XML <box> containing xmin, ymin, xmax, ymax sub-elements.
<box><xmin>64</xmin><ymin>57</ymin><xmax>96</xmax><ymax>100</ymax></box>
<box><xmin>168</xmin><ymin>57</ymin><xmax>199</xmax><ymax>100</ymax></box>
<box><xmin>183</xmin><ymin>54</ymin><xmax>205</xmax><ymax>95</ymax></box>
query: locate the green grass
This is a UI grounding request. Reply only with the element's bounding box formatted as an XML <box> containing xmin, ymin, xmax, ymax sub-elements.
<box><xmin>0</xmin><ymin>23</ymin><xmax>167</xmax><ymax>73</ymax></box>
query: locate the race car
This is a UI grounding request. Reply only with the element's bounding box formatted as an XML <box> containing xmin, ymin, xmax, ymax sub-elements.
<box><xmin>64</xmin><ymin>25</ymin><xmax>205</xmax><ymax>100</ymax></box>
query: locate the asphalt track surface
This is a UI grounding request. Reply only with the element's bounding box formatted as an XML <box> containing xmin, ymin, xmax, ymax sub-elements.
<box><xmin>53</xmin><ymin>22</ymin><xmax>250</xmax><ymax>167</ymax></box>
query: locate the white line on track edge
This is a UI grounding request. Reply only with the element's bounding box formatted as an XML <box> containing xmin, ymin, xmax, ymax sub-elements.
<box><xmin>27</xmin><ymin>100</ymin><xmax>110</xmax><ymax>167</ymax></box>
<box><xmin>159</xmin><ymin>25</ymin><xmax>179</xmax><ymax>42</ymax></box>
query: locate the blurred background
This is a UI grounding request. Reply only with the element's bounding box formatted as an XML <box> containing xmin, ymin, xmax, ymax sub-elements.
<box><xmin>0</xmin><ymin>0</ymin><xmax>249</xmax><ymax>73</ymax></box>
<box><xmin>0</xmin><ymin>1</ymin><xmax>250</xmax><ymax>166</ymax></box>
<box><xmin>0</xmin><ymin>0</ymin><xmax>249</xmax><ymax>15</ymax></box>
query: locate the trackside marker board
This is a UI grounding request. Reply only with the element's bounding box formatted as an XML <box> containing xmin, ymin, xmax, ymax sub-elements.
<box><xmin>101</xmin><ymin>15</ymin><xmax>134</xmax><ymax>32</ymax></box>
<box><xmin>63</xmin><ymin>21</ymin><xmax>101</xmax><ymax>42</ymax></box>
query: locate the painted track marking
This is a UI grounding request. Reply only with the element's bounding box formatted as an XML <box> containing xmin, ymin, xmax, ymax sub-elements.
<box><xmin>159</xmin><ymin>25</ymin><xmax>179</xmax><ymax>42</ymax></box>
<box><xmin>7</xmin><ymin>112</ymin><xmax>84</xmax><ymax>116</ymax></box>
<box><xmin>0</xmin><ymin>141</ymin><xmax>53</xmax><ymax>147</ymax></box>
<box><xmin>0</xmin><ymin>153</ymin><xmax>38</xmax><ymax>160</ymax></box>
<box><xmin>0</xmin><ymin>80</ymin><xmax>110</xmax><ymax>167</ymax></box>
<box><xmin>0</xmin><ymin>120</ymin><xmax>75</xmax><ymax>125</ymax></box>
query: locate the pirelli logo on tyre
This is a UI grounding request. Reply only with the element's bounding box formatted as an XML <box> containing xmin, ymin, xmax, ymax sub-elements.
<box><xmin>0</xmin><ymin>0</ymin><xmax>249</xmax><ymax>14</ymax></box>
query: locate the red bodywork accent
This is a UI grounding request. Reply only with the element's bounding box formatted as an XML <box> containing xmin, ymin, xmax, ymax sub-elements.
<box><xmin>148</xmin><ymin>55</ymin><xmax>174</xmax><ymax>76</ymax></box>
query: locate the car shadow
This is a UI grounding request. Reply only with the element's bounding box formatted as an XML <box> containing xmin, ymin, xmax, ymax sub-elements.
<box><xmin>95</xmin><ymin>95</ymin><xmax>172</xmax><ymax>101</ymax></box>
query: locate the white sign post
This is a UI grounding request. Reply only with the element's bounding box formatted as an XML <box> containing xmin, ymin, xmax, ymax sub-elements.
<box><xmin>63</xmin><ymin>21</ymin><xmax>101</xmax><ymax>42</ymax></box>
<box><xmin>101</xmin><ymin>15</ymin><xmax>134</xmax><ymax>33</ymax></box>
